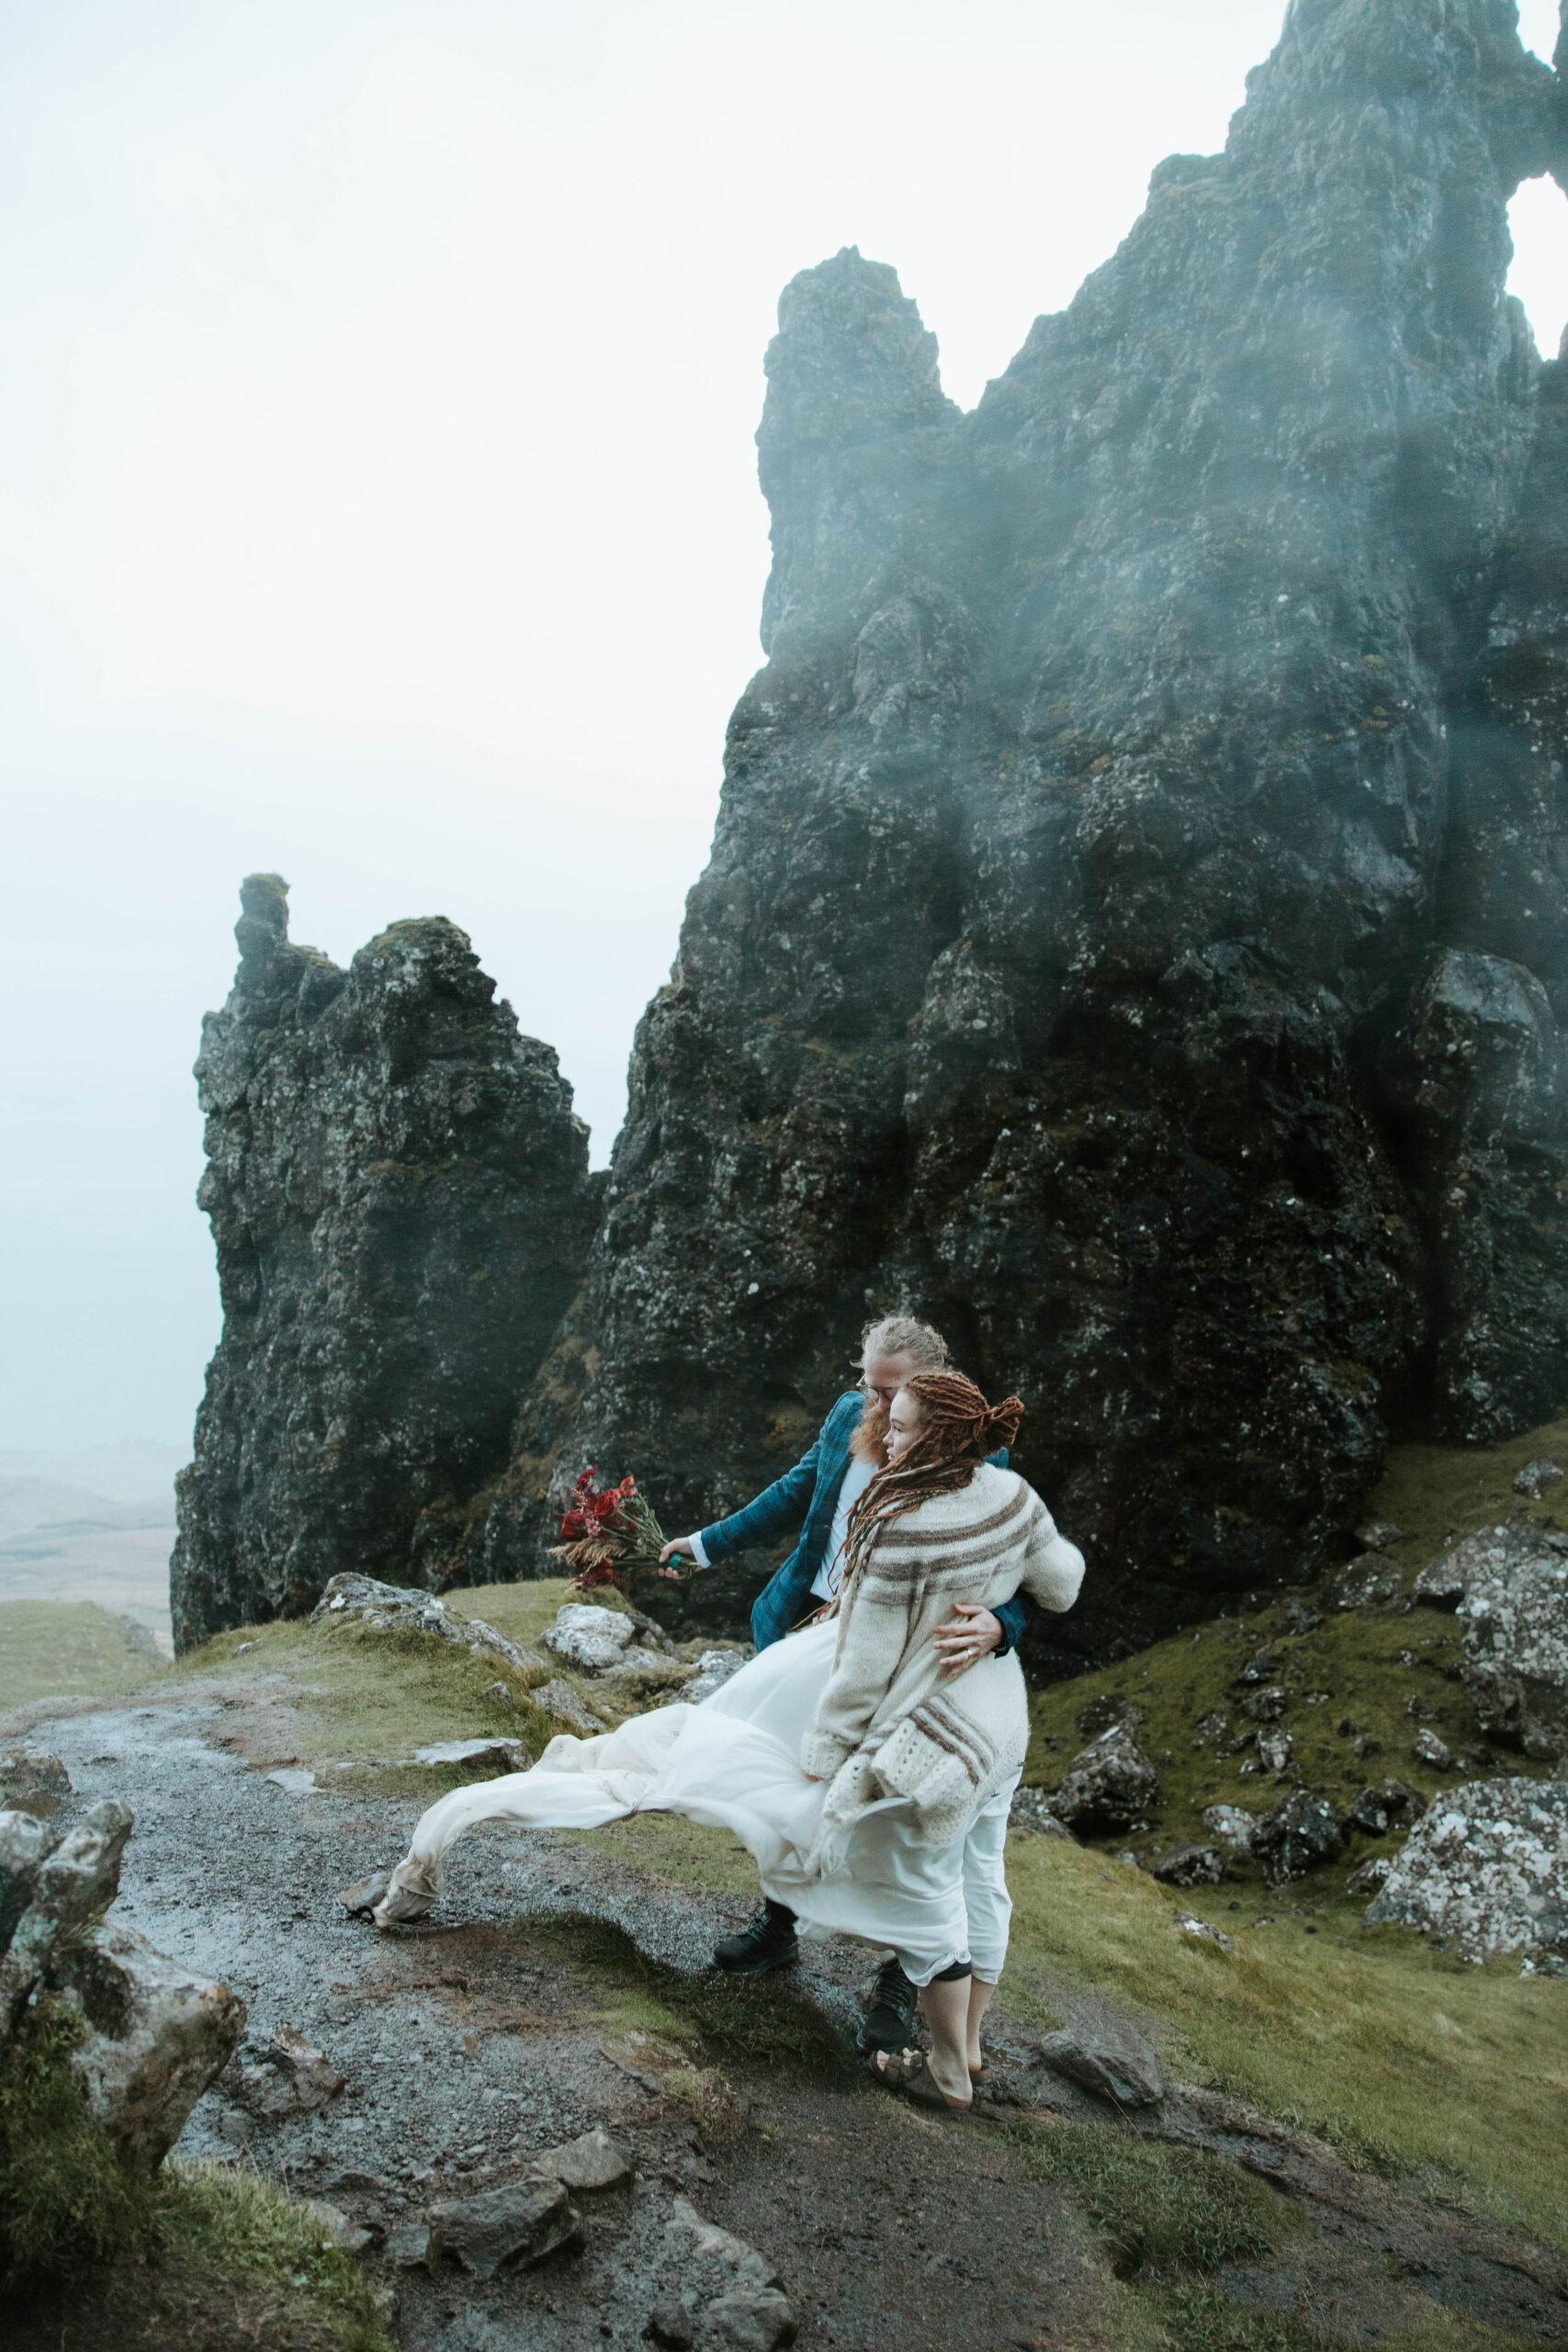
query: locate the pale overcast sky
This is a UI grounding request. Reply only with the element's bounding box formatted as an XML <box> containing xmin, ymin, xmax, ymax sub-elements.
<box><xmin>5</xmin><ymin>0</ymin><xmax>1566</xmax><ymax>1452</ymax></box>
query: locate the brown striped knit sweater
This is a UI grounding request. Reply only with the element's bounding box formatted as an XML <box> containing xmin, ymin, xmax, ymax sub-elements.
<box><xmin>796</xmin><ymin>1463</ymin><xmax>1085</xmax><ymax>1859</ymax></box>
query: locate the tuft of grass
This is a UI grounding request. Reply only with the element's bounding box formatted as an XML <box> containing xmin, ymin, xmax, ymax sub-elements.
<box><xmin>519</xmin><ymin>1908</ymin><xmax>862</xmax><ymax>2083</ymax></box>
<box><xmin>1114</xmin><ymin>2282</ymin><xmax>1340</xmax><ymax>2351</ymax></box>
<box><xmin>1008</xmin><ymin>2113</ymin><xmax>1289</xmax><ymax>2279</ymax></box>
<box><xmin>1</xmin><ymin>2006</ymin><xmax>390</xmax><ymax>2348</ymax></box>
<box><xmin>153</xmin><ymin>2163</ymin><xmax>392</xmax><ymax>2352</ymax></box>
<box><xmin>0</xmin><ymin>1600</ymin><xmax>165</xmax><ymax>1713</ymax></box>
<box><xmin>0</xmin><ymin>1998</ymin><xmax>150</xmax><ymax>2284</ymax></box>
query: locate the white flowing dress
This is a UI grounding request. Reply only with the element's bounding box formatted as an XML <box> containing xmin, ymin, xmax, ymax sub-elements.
<box><xmin>374</xmin><ymin>1620</ymin><xmax>983</xmax><ymax>1981</ymax></box>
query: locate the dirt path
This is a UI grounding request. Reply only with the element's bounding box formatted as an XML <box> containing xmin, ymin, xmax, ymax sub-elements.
<box><xmin>8</xmin><ymin>1675</ymin><xmax>1567</xmax><ymax>2351</ymax></box>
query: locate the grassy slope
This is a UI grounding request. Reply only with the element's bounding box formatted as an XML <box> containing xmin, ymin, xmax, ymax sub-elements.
<box><xmin>8</xmin><ymin>1437</ymin><xmax>1568</xmax><ymax>2257</ymax></box>
<box><xmin>0</xmin><ymin>1602</ymin><xmax>164</xmax><ymax>1712</ymax></box>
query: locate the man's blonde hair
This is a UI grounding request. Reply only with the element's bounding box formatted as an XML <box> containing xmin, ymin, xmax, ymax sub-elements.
<box><xmin>857</xmin><ymin>1313</ymin><xmax>950</xmax><ymax>1372</ymax></box>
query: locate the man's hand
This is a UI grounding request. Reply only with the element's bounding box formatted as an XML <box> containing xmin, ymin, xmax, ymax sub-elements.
<box><xmin>658</xmin><ymin>1535</ymin><xmax>700</xmax><ymax>1580</ymax></box>
<box><xmin>931</xmin><ymin>1600</ymin><xmax>1005</xmax><ymax>1679</ymax></box>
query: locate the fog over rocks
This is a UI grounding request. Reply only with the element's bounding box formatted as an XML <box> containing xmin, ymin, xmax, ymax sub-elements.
<box><xmin>176</xmin><ymin>2</ymin><xmax>1568</xmax><ymax>1669</ymax></box>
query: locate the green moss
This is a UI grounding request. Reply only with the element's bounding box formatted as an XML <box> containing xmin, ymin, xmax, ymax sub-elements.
<box><xmin>153</xmin><ymin>2164</ymin><xmax>391</xmax><ymax>2350</ymax></box>
<box><xmin>1</xmin><ymin>2006</ymin><xmax>390</xmax><ymax>2347</ymax></box>
<box><xmin>1007</xmin><ymin>2113</ymin><xmax>1291</xmax><ymax>2278</ymax></box>
<box><xmin>519</xmin><ymin>1909</ymin><xmax>860</xmax><ymax>2083</ymax></box>
<box><xmin>0</xmin><ymin>1999</ymin><xmax>150</xmax><ymax>2284</ymax></box>
<box><xmin>0</xmin><ymin>1601</ymin><xmax>164</xmax><ymax>1712</ymax></box>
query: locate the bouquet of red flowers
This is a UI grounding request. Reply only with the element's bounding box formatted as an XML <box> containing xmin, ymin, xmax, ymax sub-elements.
<box><xmin>549</xmin><ymin>1466</ymin><xmax>681</xmax><ymax>1592</ymax></box>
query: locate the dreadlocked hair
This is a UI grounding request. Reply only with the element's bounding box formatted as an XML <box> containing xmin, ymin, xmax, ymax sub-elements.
<box><xmin>836</xmin><ymin>1371</ymin><xmax>1025</xmax><ymax>1597</ymax></box>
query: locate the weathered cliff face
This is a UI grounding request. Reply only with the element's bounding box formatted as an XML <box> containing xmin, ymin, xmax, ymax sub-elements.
<box><xmin>170</xmin><ymin>876</ymin><xmax>596</xmax><ymax>1648</ymax></box>
<box><xmin>512</xmin><ymin>0</ymin><xmax>1568</xmax><ymax>1668</ymax></box>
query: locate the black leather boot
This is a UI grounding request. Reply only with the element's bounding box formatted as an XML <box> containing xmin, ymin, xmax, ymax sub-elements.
<box><xmin>856</xmin><ymin>1956</ymin><xmax>919</xmax><ymax>2053</ymax></box>
<box><xmin>713</xmin><ymin>1898</ymin><xmax>799</xmax><ymax>1974</ymax></box>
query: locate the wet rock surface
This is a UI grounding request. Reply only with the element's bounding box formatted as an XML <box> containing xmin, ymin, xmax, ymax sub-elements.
<box><xmin>476</xmin><ymin>0</ymin><xmax>1568</xmax><ymax>1671</ymax></box>
<box><xmin>171</xmin><ymin>876</ymin><xmax>599</xmax><ymax>1648</ymax></box>
<box><xmin>1364</xmin><ymin>1777</ymin><xmax>1568</xmax><ymax>1960</ymax></box>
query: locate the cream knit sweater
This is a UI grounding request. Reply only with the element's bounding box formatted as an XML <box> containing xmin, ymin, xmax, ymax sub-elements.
<box><xmin>796</xmin><ymin>1464</ymin><xmax>1084</xmax><ymax>1860</ymax></box>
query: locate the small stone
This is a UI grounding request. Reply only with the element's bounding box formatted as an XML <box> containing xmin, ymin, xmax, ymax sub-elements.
<box><xmin>1280</xmin><ymin>1597</ymin><xmax>1325</xmax><ymax>1635</ymax></box>
<box><xmin>1241</xmin><ymin>1686</ymin><xmax>1287</xmax><ymax>1723</ymax></box>
<box><xmin>412</xmin><ymin>1738</ymin><xmax>530</xmax><ymax>1774</ymax></box>
<box><xmin>1413</xmin><ymin>1728</ymin><xmax>1453</xmax><ymax>1769</ymax></box>
<box><xmin>1201</xmin><ymin>1804</ymin><xmax>1258</xmax><ymax>1849</ymax></box>
<box><xmin>338</xmin><ymin>1871</ymin><xmax>391</xmax><ymax>1917</ymax></box>
<box><xmin>1347</xmin><ymin>1855</ymin><xmax>1391</xmax><ymax>1892</ymax></box>
<box><xmin>1176</xmin><ymin>1915</ymin><xmax>1235</xmax><ymax>1952</ymax></box>
<box><xmin>1251</xmin><ymin>1789</ymin><xmax>1343</xmax><ymax>1886</ymax></box>
<box><xmin>1257</xmin><ymin>1725</ymin><xmax>1293</xmax><ymax>1776</ymax></box>
<box><xmin>680</xmin><ymin>1649</ymin><xmax>749</xmax><ymax>1703</ymax></box>
<box><xmin>1037</xmin><ymin>2020</ymin><xmax>1163</xmax><ymax>2107</ymax></box>
<box><xmin>1235</xmin><ymin>1648</ymin><xmax>1276</xmax><ymax>1686</ymax></box>
<box><xmin>1148</xmin><ymin>1842</ymin><xmax>1224</xmax><ymax>1888</ymax></box>
<box><xmin>480</xmin><ymin>1681</ymin><xmax>517</xmax><ymax>1709</ymax></box>
<box><xmin>428</xmin><ymin>2175</ymin><xmax>583</xmax><ymax>2278</ymax></box>
<box><xmin>532</xmin><ymin>2126</ymin><xmax>633</xmax><ymax>2193</ymax></box>
<box><xmin>265</xmin><ymin>1769</ymin><xmax>317</xmax><ymax>1795</ymax></box>
<box><xmin>1513</xmin><ymin>1457</ymin><xmax>1563</xmax><ymax>1499</ymax></box>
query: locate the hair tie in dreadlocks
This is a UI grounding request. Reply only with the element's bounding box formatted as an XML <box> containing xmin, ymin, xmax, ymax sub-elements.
<box><xmin>836</xmin><ymin>1370</ymin><xmax>1026</xmax><ymax>1596</ymax></box>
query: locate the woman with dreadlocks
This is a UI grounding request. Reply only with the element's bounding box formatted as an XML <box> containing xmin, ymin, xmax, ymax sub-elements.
<box><xmin>370</xmin><ymin>1370</ymin><xmax>1083</xmax><ymax>2109</ymax></box>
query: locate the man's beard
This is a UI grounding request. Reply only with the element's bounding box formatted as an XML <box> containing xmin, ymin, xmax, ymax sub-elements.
<box><xmin>850</xmin><ymin>1393</ymin><xmax>889</xmax><ymax>1464</ymax></box>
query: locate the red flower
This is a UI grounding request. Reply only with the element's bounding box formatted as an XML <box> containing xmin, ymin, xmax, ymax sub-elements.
<box><xmin>574</xmin><ymin>1466</ymin><xmax>597</xmax><ymax>1494</ymax></box>
<box><xmin>573</xmin><ymin>1559</ymin><xmax>616</xmax><ymax>1589</ymax></box>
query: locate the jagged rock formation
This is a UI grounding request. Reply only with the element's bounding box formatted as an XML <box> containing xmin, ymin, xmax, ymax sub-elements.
<box><xmin>495</xmin><ymin>0</ymin><xmax>1568</xmax><ymax>1668</ymax></box>
<box><xmin>171</xmin><ymin>876</ymin><xmax>597</xmax><ymax>1646</ymax></box>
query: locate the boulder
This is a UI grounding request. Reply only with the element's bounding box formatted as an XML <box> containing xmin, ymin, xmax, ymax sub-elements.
<box><xmin>1251</xmin><ymin>1790</ymin><xmax>1343</xmax><ymax>1886</ymax></box>
<box><xmin>1335</xmin><ymin>1555</ymin><xmax>1403</xmax><ymax>1610</ymax></box>
<box><xmin>0</xmin><ymin>1800</ymin><xmax>135</xmax><ymax>2027</ymax></box>
<box><xmin>540</xmin><ymin>1603</ymin><xmax>640</xmax><ymax>1673</ymax></box>
<box><xmin>1010</xmin><ymin>1787</ymin><xmax>1076</xmax><ymax>1839</ymax></box>
<box><xmin>1149</xmin><ymin>1843</ymin><xmax>1224</xmax><ymax>1889</ymax></box>
<box><xmin>536</xmin><ymin>1679</ymin><xmax>612</xmax><ymax>1737</ymax></box>
<box><xmin>681</xmin><ymin>1649</ymin><xmax>750</xmax><ymax>1704</ymax></box>
<box><xmin>1201</xmin><ymin>1804</ymin><xmax>1257</xmax><ymax>1850</ymax></box>
<box><xmin>0</xmin><ymin>1809</ymin><xmax>51</xmax><ymax>1948</ymax></box>
<box><xmin>1363</xmin><ymin>1779</ymin><xmax>1568</xmax><ymax>1960</ymax></box>
<box><xmin>658</xmin><ymin>2199</ymin><xmax>798</xmax><ymax>2352</ymax></box>
<box><xmin>1514</xmin><ymin>1458</ymin><xmax>1563</xmax><ymax>1498</ymax></box>
<box><xmin>0</xmin><ymin>1798</ymin><xmax>243</xmax><ymax>2171</ymax></box>
<box><xmin>1046</xmin><ymin>1726</ymin><xmax>1160</xmax><ymax>1832</ymax></box>
<box><xmin>1344</xmin><ymin>1781</ymin><xmax>1426</xmax><ymax>1838</ymax></box>
<box><xmin>1454</xmin><ymin>1530</ymin><xmax>1568</xmax><ymax>1760</ymax></box>
<box><xmin>69</xmin><ymin>1922</ymin><xmax>247</xmax><ymax>2169</ymax></box>
<box><xmin>532</xmin><ymin>2125</ymin><xmax>633</xmax><ymax>2193</ymax></box>
<box><xmin>0</xmin><ymin>1747</ymin><xmax>72</xmax><ymax>1817</ymax></box>
<box><xmin>427</xmin><ymin>2175</ymin><xmax>583</xmax><ymax>2278</ymax></box>
<box><xmin>1037</xmin><ymin>2020</ymin><xmax>1163</xmax><ymax>2108</ymax></box>
<box><xmin>234</xmin><ymin>2022</ymin><xmax>344</xmax><ymax>2118</ymax></box>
